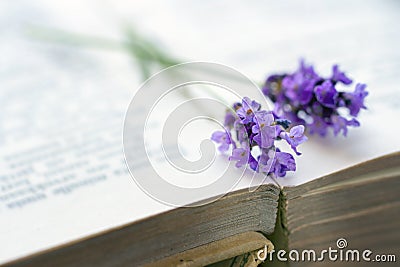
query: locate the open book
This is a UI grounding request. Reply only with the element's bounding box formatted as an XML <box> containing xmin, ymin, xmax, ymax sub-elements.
<box><xmin>4</xmin><ymin>151</ymin><xmax>399</xmax><ymax>267</ymax></box>
<box><xmin>1</xmin><ymin>71</ymin><xmax>400</xmax><ymax>267</ymax></box>
<box><xmin>1</xmin><ymin>1</ymin><xmax>400</xmax><ymax>266</ymax></box>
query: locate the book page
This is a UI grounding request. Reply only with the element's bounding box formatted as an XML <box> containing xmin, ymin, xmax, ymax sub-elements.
<box><xmin>1</xmin><ymin>0</ymin><xmax>400</xmax><ymax>263</ymax></box>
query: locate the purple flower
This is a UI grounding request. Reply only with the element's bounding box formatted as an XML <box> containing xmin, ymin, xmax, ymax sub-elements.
<box><xmin>263</xmin><ymin>60</ymin><xmax>368</xmax><ymax>137</ymax></box>
<box><xmin>262</xmin><ymin>74</ymin><xmax>284</xmax><ymax>99</ymax></box>
<box><xmin>280</xmin><ymin>125</ymin><xmax>308</xmax><ymax>155</ymax></box>
<box><xmin>232</xmin><ymin>102</ymin><xmax>242</xmax><ymax>111</ymax></box>
<box><xmin>224</xmin><ymin>110</ymin><xmax>236</xmax><ymax>129</ymax></box>
<box><xmin>331</xmin><ymin>65</ymin><xmax>352</xmax><ymax>85</ymax></box>
<box><xmin>298</xmin><ymin>86</ymin><xmax>314</xmax><ymax>105</ymax></box>
<box><xmin>344</xmin><ymin>83</ymin><xmax>368</xmax><ymax>116</ymax></box>
<box><xmin>234</xmin><ymin>119</ymin><xmax>248</xmax><ymax>143</ymax></box>
<box><xmin>282</xmin><ymin>73</ymin><xmax>314</xmax><ymax>105</ymax></box>
<box><xmin>236</xmin><ymin>97</ymin><xmax>261</xmax><ymax>123</ymax></box>
<box><xmin>229</xmin><ymin>147</ymin><xmax>249</xmax><ymax>168</ymax></box>
<box><xmin>314</xmin><ymin>80</ymin><xmax>338</xmax><ymax>108</ymax></box>
<box><xmin>211</xmin><ymin>130</ymin><xmax>232</xmax><ymax>152</ymax></box>
<box><xmin>308</xmin><ymin>115</ymin><xmax>329</xmax><ymax>136</ymax></box>
<box><xmin>252</xmin><ymin>111</ymin><xmax>275</xmax><ymax>148</ymax></box>
<box><xmin>260</xmin><ymin>149</ymin><xmax>296</xmax><ymax>177</ymax></box>
<box><xmin>248</xmin><ymin>153</ymin><xmax>259</xmax><ymax>171</ymax></box>
<box><xmin>212</xmin><ymin>97</ymin><xmax>306</xmax><ymax>177</ymax></box>
<box><xmin>299</xmin><ymin>59</ymin><xmax>319</xmax><ymax>80</ymax></box>
<box><xmin>272</xmin><ymin>150</ymin><xmax>296</xmax><ymax>177</ymax></box>
<box><xmin>257</xmin><ymin>148</ymin><xmax>274</xmax><ymax>173</ymax></box>
<box><xmin>331</xmin><ymin>115</ymin><xmax>360</xmax><ymax>136</ymax></box>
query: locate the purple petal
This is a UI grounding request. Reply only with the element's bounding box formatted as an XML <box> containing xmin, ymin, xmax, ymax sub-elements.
<box><xmin>314</xmin><ymin>80</ymin><xmax>338</xmax><ymax>108</ymax></box>
<box><xmin>289</xmin><ymin>125</ymin><xmax>305</xmax><ymax>137</ymax></box>
<box><xmin>331</xmin><ymin>65</ymin><xmax>352</xmax><ymax>85</ymax></box>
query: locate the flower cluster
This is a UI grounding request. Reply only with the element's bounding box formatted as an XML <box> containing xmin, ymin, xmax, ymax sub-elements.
<box><xmin>262</xmin><ymin>61</ymin><xmax>368</xmax><ymax>136</ymax></box>
<box><xmin>211</xmin><ymin>97</ymin><xmax>307</xmax><ymax>177</ymax></box>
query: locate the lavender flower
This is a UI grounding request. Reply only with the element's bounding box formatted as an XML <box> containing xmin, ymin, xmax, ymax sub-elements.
<box><xmin>236</xmin><ymin>96</ymin><xmax>261</xmax><ymax>123</ymax></box>
<box><xmin>268</xmin><ymin>149</ymin><xmax>296</xmax><ymax>177</ymax></box>
<box><xmin>331</xmin><ymin>115</ymin><xmax>360</xmax><ymax>136</ymax></box>
<box><xmin>280</xmin><ymin>125</ymin><xmax>308</xmax><ymax>155</ymax></box>
<box><xmin>331</xmin><ymin>64</ymin><xmax>352</xmax><ymax>85</ymax></box>
<box><xmin>229</xmin><ymin>147</ymin><xmax>250</xmax><ymax>168</ymax></box>
<box><xmin>211</xmin><ymin>131</ymin><xmax>232</xmax><ymax>152</ymax></box>
<box><xmin>252</xmin><ymin>111</ymin><xmax>275</xmax><ymax>148</ymax></box>
<box><xmin>343</xmin><ymin>83</ymin><xmax>368</xmax><ymax>116</ymax></box>
<box><xmin>314</xmin><ymin>80</ymin><xmax>337</xmax><ymax>108</ymax></box>
<box><xmin>211</xmin><ymin>97</ymin><xmax>307</xmax><ymax>178</ymax></box>
<box><xmin>262</xmin><ymin>60</ymin><xmax>368</xmax><ymax>137</ymax></box>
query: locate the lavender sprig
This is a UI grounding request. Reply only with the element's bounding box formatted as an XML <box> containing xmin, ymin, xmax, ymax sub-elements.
<box><xmin>211</xmin><ymin>97</ymin><xmax>307</xmax><ymax>178</ymax></box>
<box><xmin>262</xmin><ymin>60</ymin><xmax>368</xmax><ymax>137</ymax></box>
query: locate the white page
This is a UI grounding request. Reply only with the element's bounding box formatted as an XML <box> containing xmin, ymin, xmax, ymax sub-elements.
<box><xmin>1</xmin><ymin>0</ymin><xmax>400</xmax><ymax>264</ymax></box>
